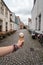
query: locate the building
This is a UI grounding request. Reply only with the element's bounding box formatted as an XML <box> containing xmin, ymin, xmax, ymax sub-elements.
<box><xmin>0</xmin><ymin>0</ymin><xmax>11</xmax><ymax>32</ymax></box>
<box><xmin>0</xmin><ymin>0</ymin><xmax>15</xmax><ymax>34</ymax></box>
<box><xmin>15</xmin><ymin>16</ymin><xmax>21</xmax><ymax>30</ymax></box>
<box><xmin>10</xmin><ymin>12</ymin><xmax>15</xmax><ymax>31</ymax></box>
<box><xmin>19</xmin><ymin>21</ymin><xmax>24</xmax><ymax>29</ymax></box>
<box><xmin>10</xmin><ymin>12</ymin><xmax>18</xmax><ymax>31</ymax></box>
<box><xmin>14</xmin><ymin>23</ymin><xmax>19</xmax><ymax>30</ymax></box>
<box><xmin>28</xmin><ymin>18</ymin><xmax>32</xmax><ymax>30</ymax></box>
<box><xmin>32</xmin><ymin>0</ymin><xmax>43</xmax><ymax>32</ymax></box>
<box><xmin>15</xmin><ymin>16</ymin><xmax>20</xmax><ymax>25</ymax></box>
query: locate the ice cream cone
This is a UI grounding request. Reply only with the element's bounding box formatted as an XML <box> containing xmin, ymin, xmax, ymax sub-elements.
<box><xmin>19</xmin><ymin>33</ymin><xmax>24</xmax><ymax>41</ymax></box>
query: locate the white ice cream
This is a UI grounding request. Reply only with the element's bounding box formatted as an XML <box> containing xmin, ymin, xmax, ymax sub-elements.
<box><xmin>19</xmin><ymin>33</ymin><xmax>24</xmax><ymax>38</ymax></box>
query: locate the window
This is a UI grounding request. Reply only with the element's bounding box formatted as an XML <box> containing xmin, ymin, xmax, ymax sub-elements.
<box><xmin>1</xmin><ymin>2</ymin><xmax>4</xmax><ymax>15</ymax></box>
<box><xmin>5</xmin><ymin>8</ymin><xmax>8</xmax><ymax>17</ymax></box>
<box><xmin>34</xmin><ymin>0</ymin><xmax>36</xmax><ymax>5</ymax></box>
<box><xmin>10</xmin><ymin>24</ymin><xmax>12</xmax><ymax>30</ymax></box>
<box><xmin>35</xmin><ymin>18</ymin><xmax>37</xmax><ymax>30</ymax></box>
<box><xmin>6</xmin><ymin>22</ymin><xmax>8</xmax><ymax>32</ymax></box>
<box><xmin>10</xmin><ymin>14</ymin><xmax>12</xmax><ymax>16</ymax></box>
<box><xmin>0</xmin><ymin>25</ymin><xmax>2</xmax><ymax>32</ymax></box>
<box><xmin>0</xmin><ymin>20</ymin><xmax>2</xmax><ymax>32</ymax></box>
<box><xmin>38</xmin><ymin>14</ymin><xmax>41</xmax><ymax>30</ymax></box>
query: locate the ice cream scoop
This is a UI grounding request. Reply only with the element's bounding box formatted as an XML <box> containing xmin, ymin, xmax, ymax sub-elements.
<box><xmin>19</xmin><ymin>33</ymin><xmax>24</xmax><ymax>41</ymax></box>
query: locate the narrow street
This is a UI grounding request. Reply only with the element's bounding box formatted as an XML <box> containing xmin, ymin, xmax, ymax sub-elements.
<box><xmin>0</xmin><ymin>29</ymin><xmax>43</xmax><ymax>65</ymax></box>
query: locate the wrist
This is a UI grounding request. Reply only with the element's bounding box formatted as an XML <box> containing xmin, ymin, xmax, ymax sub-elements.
<box><xmin>16</xmin><ymin>44</ymin><xmax>20</xmax><ymax>48</ymax></box>
<box><xmin>12</xmin><ymin>44</ymin><xmax>19</xmax><ymax>53</ymax></box>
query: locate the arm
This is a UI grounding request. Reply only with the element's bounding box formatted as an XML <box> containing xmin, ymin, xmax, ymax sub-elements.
<box><xmin>0</xmin><ymin>45</ymin><xmax>13</xmax><ymax>56</ymax></box>
<box><xmin>0</xmin><ymin>40</ymin><xmax>24</xmax><ymax>57</ymax></box>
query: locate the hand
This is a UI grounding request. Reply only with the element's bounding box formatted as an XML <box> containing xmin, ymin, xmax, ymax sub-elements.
<box><xmin>17</xmin><ymin>40</ymin><xmax>24</xmax><ymax>48</ymax></box>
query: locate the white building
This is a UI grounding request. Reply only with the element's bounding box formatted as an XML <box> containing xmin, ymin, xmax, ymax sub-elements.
<box><xmin>32</xmin><ymin>0</ymin><xmax>43</xmax><ymax>32</ymax></box>
<box><xmin>28</xmin><ymin>18</ymin><xmax>32</xmax><ymax>30</ymax></box>
<box><xmin>15</xmin><ymin>16</ymin><xmax>21</xmax><ymax>30</ymax></box>
<box><xmin>0</xmin><ymin>0</ymin><xmax>15</xmax><ymax>33</ymax></box>
<box><xmin>10</xmin><ymin>12</ymin><xmax>15</xmax><ymax>31</ymax></box>
<box><xmin>0</xmin><ymin>0</ymin><xmax>11</xmax><ymax>32</ymax></box>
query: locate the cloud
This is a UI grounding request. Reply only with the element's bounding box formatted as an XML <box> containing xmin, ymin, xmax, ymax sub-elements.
<box><xmin>4</xmin><ymin>0</ymin><xmax>34</xmax><ymax>25</ymax></box>
<box><xmin>15</xmin><ymin>8</ymin><xmax>31</xmax><ymax>15</ymax></box>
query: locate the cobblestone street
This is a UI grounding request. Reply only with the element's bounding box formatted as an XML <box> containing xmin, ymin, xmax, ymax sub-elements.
<box><xmin>0</xmin><ymin>29</ymin><xmax>43</xmax><ymax>65</ymax></box>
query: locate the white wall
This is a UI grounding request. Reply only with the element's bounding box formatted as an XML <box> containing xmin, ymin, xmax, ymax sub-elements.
<box><xmin>28</xmin><ymin>22</ymin><xmax>32</xmax><ymax>30</ymax></box>
<box><xmin>32</xmin><ymin>0</ymin><xmax>37</xmax><ymax>30</ymax></box>
<box><xmin>32</xmin><ymin>0</ymin><xmax>43</xmax><ymax>31</ymax></box>
<box><xmin>0</xmin><ymin>0</ymin><xmax>14</xmax><ymax>32</ymax></box>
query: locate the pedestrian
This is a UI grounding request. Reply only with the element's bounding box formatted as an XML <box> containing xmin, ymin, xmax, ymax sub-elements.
<box><xmin>0</xmin><ymin>40</ymin><xmax>24</xmax><ymax>57</ymax></box>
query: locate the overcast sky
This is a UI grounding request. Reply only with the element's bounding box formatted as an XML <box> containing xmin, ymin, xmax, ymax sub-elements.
<box><xmin>4</xmin><ymin>0</ymin><xmax>34</xmax><ymax>25</ymax></box>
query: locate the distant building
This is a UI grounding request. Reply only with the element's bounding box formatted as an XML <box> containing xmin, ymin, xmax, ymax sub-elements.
<box><xmin>32</xmin><ymin>0</ymin><xmax>43</xmax><ymax>31</ymax></box>
<box><xmin>19</xmin><ymin>21</ymin><xmax>24</xmax><ymax>29</ymax></box>
<box><xmin>14</xmin><ymin>23</ymin><xmax>19</xmax><ymax>30</ymax></box>
<box><xmin>28</xmin><ymin>18</ymin><xmax>32</xmax><ymax>30</ymax></box>
<box><xmin>15</xmin><ymin>16</ymin><xmax>21</xmax><ymax>30</ymax></box>
<box><xmin>15</xmin><ymin>16</ymin><xmax>20</xmax><ymax>25</ymax></box>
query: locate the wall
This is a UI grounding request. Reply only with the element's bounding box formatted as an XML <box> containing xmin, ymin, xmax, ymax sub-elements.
<box><xmin>32</xmin><ymin>0</ymin><xmax>43</xmax><ymax>31</ymax></box>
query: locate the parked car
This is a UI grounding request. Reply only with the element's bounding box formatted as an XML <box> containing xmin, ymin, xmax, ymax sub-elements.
<box><xmin>35</xmin><ymin>31</ymin><xmax>43</xmax><ymax>46</ymax></box>
<box><xmin>31</xmin><ymin>30</ymin><xmax>36</xmax><ymax>39</ymax></box>
<box><xmin>35</xmin><ymin>31</ymin><xmax>42</xmax><ymax>39</ymax></box>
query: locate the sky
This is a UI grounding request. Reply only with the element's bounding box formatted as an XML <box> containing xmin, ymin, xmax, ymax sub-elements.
<box><xmin>4</xmin><ymin>0</ymin><xmax>34</xmax><ymax>25</ymax></box>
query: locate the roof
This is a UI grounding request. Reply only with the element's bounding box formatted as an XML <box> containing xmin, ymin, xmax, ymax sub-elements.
<box><xmin>2</xmin><ymin>0</ymin><xmax>11</xmax><ymax>13</ymax></box>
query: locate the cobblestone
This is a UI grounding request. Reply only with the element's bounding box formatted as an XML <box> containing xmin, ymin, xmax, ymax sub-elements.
<box><xmin>0</xmin><ymin>29</ymin><xmax>43</xmax><ymax>65</ymax></box>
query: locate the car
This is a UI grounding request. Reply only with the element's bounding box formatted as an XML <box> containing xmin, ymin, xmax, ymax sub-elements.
<box><xmin>35</xmin><ymin>31</ymin><xmax>42</xmax><ymax>39</ymax></box>
<box><xmin>31</xmin><ymin>30</ymin><xmax>36</xmax><ymax>39</ymax></box>
<box><xmin>35</xmin><ymin>31</ymin><xmax>43</xmax><ymax>46</ymax></box>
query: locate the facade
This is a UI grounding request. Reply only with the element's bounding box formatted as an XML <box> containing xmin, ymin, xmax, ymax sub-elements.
<box><xmin>15</xmin><ymin>16</ymin><xmax>20</xmax><ymax>25</ymax></box>
<box><xmin>28</xmin><ymin>18</ymin><xmax>32</xmax><ymax>30</ymax></box>
<box><xmin>15</xmin><ymin>16</ymin><xmax>21</xmax><ymax>30</ymax></box>
<box><xmin>0</xmin><ymin>0</ymin><xmax>15</xmax><ymax>33</ymax></box>
<box><xmin>32</xmin><ymin>0</ymin><xmax>43</xmax><ymax>32</ymax></box>
<box><xmin>19</xmin><ymin>21</ymin><xmax>24</xmax><ymax>29</ymax></box>
<box><xmin>10</xmin><ymin>12</ymin><xmax>15</xmax><ymax>31</ymax></box>
<box><xmin>0</xmin><ymin>0</ymin><xmax>10</xmax><ymax>32</ymax></box>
